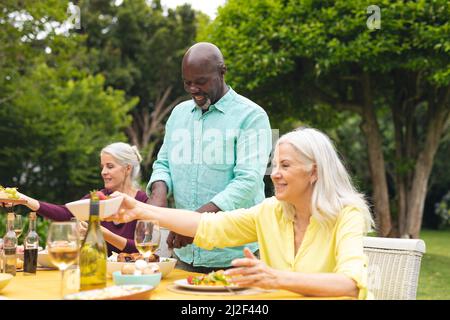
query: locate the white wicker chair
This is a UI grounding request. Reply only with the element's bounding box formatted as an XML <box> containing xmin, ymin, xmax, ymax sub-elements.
<box><xmin>363</xmin><ymin>236</ymin><xmax>426</xmax><ymax>300</ymax></box>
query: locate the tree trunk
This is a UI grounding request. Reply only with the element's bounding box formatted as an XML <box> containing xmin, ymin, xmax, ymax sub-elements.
<box><xmin>405</xmin><ymin>88</ymin><xmax>450</xmax><ymax>238</ymax></box>
<box><xmin>360</xmin><ymin>74</ymin><xmax>392</xmax><ymax>236</ymax></box>
<box><xmin>392</xmin><ymin>109</ymin><xmax>407</xmax><ymax>236</ymax></box>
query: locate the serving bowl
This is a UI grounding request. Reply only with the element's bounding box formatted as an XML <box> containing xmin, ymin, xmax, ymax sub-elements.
<box><xmin>37</xmin><ymin>251</ymin><xmax>57</xmax><ymax>268</ymax></box>
<box><xmin>107</xmin><ymin>257</ymin><xmax>176</xmax><ymax>278</ymax></box>
<box><xmin>112</xmin><ymin>271</ymin><xmax>161</xmax><ymax>288</ymax></box>
<box><xmin>16</xmin><ymin>249</ymin><xmax>57</xmax><ymax>269</ymax></box>
<box><xmin>65</xmin><ymin>196</ymin><xmax>124</xmax><ymax>221</ymax></box>
<box><xmin>0</xmin><ymin>273</ymin><xmax>13</xmax><ymax>293</ymax></box>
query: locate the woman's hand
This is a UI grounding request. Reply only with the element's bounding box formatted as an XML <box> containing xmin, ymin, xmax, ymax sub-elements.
<box><xmin>225</xmin><ymin>247</ymin><xmax>281</xmax><ymax>290</ymax></box>
<box><xmin>78</xmin><ymin>221</ymin><xmax>88</xmax><ymax>240</ymax></box>
<box><xmin>105</xmin><ymin>191</ymin><xmax>142</xmax><ymax>223</ymax></box>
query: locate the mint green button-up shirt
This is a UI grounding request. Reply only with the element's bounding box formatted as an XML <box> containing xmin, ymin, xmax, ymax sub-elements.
<box><xmin>147</xmin><ymin>87</ymin><xmax>272</xmax><ymax>267</ymax></box>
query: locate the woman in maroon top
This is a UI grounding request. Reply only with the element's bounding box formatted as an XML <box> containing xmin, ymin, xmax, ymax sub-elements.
<box><xmin>17</xmin><ymin>142</ymin><xmax>148</xmax><ymax>256</ymax></box>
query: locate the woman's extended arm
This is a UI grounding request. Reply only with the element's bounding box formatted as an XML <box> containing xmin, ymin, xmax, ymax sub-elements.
<box><xmin>108</xmin><ymin>192</ymin><xmax>202</xmax><ymax>237</ymax></box>
<box><xmin>18</xmin><ymin>192</ymin><xmax>40</xmax><ymax>211</ymax></box>
<box><xmin>18</xmin><ymin>192</ymin><xmax>73</xmax><ymax>221</ymax></box>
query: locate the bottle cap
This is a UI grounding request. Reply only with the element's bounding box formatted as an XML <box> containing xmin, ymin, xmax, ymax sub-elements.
<box><xmin>29</xmin><ymin>212</ymin><xmax>36</xmax><ymax>220</ymax></box>
<box><xmin>7</xmin><ymin>212</ymin><xmax>15</xmax><ymax>220</ymax></box>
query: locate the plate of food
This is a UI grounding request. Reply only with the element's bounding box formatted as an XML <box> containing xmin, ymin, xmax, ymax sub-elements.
<box><xmin>107</xmin><ymin>252</ymin><xmax>176</xmax><ymax>278</ymax></box>
<box><xmin>65</xmin><ymin>191</ymin><xmax>123</xmax><ymax>221</ymax></box>
<box><xmin>174</xmin><ymin>270</ymin><xmax>247</xmax><ymax>292</ymax></box>
<box><xmin>64</xmin><ymin>284</ymin><xmax>154</xmax><ymax>300</ymax></box>
<box><xmin>0</xmin><ymin>185</ymin><xmax>27</xmax><ymax>205</ymax></box>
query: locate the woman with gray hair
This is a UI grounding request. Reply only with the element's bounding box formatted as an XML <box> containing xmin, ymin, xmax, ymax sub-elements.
<box><xmin>107</xmin><ymin>127</ymin><xmax>375</xmax><ymax>299</ymax></box>
<box><xmin>17</xmin><ymin>142</ymin><xmax>148</xmax><ymax>256</ymax></box>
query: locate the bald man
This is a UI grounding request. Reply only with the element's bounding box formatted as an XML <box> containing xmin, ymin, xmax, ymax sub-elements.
<box><xmin>147</xmin><ymin>42</ymin><xmax>272</xmax><ymax>273</ymax></box>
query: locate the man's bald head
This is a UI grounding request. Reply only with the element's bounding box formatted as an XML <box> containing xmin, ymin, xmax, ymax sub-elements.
<box><xmin>181</xmin><ymin>42</ymin><xmax>228</xmax><ymax>109</ymax></box>
<box><xmin>182</xmin><ymin>42</ymin><xmax>226</xmax><ymax>74</ymax></box>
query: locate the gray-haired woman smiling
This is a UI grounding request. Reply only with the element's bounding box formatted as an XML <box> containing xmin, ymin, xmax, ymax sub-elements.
<box><xmin>107</xmin><ymin>128</ymin><xmax>374</xmax><ymax>299</ymax></box>
<box><xmin>16</xmin><ymin>142</ymin><xmax>148</xmax><ymax>256</ymax></box>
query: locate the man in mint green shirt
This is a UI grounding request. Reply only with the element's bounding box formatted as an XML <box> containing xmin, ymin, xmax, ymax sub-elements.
<box><xmin>147</xmin><ymin>42</ymin><xmax>272</xmax><ymax>273</ymax></box>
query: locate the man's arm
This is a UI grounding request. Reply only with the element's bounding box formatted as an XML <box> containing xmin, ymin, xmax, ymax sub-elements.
<box><xmin>169</xmin><ymin>201</ymin><xmax>221</xmax><ymax>249</ymax></box>
<box><xmin>147</xmin><ymin>180</ymin><xmax>168</xmax><ymax>208</ymax></box>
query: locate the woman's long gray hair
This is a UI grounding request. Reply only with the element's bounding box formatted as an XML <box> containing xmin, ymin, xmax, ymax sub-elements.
<box><xmin>101</xmin><ymin>142</ymin><xmax>143</xmax><ymax>188</ymax></box>
<box><xmin>277</xmin><ymin>127</ymin><xmax>374</xmax><ymax>233</ymax></box>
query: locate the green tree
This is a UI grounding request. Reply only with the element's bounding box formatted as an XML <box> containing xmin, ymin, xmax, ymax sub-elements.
<box><xmin>205</xmin><ymin>0</ymin><xmax>450</xmax><ymax>238</ymax></box>
<box><xmin>77</xmin><ymin>0</ymin><xmax>202</xmax><ymax>177</ymax></box>
<box><xmin>0</xmin><ymin>1</ymin><xmax>137</xmax><ymax>243</ymax></box>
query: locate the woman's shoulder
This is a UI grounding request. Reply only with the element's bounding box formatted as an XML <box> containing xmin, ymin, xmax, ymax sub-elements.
<box><xmin>256</xmin><ymin>196</ymin><xmax>281</xmax><ymax>208</ymax></box>
<box><xmin>251</xmin><ymin>197</ymin><xmax>284</xmax><ymax>217</ymax></box>
<box><xmin>100</xmin><ymin>189</ymin><xmax>148</xmax><ymax>202</ymax></box>
<box><xmin>335</xmin><ymin>205</ymin><xmax>366</xmax><ymax>227</ymax></box>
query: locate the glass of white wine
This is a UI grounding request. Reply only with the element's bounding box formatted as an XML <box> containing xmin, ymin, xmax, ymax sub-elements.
<box><xmin>134</xmin><ymin>220</ymin><xmax>161</xmax><ymax>262</ymax></box>
<box><xmin>47</xmin><ymin>221</ymin><xmax>79</xmax><ymax>298</ymax></box>
<box><xmin>13</xmin><ymin>213</ymin><xmax>23</xmax><ymax>239</ymax></box>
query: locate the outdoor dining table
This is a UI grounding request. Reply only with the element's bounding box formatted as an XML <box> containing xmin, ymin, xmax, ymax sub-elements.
<box><xmin>0</xmin><ymin>268</ymin><xmax>353</xmax><ymax>300</ymax></box>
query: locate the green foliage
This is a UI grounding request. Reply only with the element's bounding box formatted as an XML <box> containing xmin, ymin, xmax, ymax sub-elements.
<box><xmin>78</xmin><ymin>0</ymin><xmax>200</xmax><ymax>177</ymax></box>
<box><xmin>0</xmin><ymin>1</ymin><xmax>136</xmax><ymax>205</ymax></box>
<box><xmin>206</xmin><ymin>0</ymin><xmax>450</xmax><ymax>229</ymax></box>
<box><xmin>0</xmin><ymin>64</ymin><xmax>135</xmax><ymax>204</ymax></box>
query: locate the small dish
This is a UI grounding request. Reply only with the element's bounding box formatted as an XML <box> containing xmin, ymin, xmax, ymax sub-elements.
<box><xmin>112</xmin><ymin>271</ymin><xmax>161</xmax><ymax>288</ymax></box>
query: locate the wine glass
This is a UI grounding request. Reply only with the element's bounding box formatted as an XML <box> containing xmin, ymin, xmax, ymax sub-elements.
<box><xmin>47</xmin><ymin>221</ymin><xmax>79</xmax><ymax>298</ymax></box>
<box><xmin>134</xmin><ymin>220</ymin><xmax>161</xmax><ymax>262</ymax></box>
<box><xmin>70</xmin><ymin>217</ymin><xmax>86</xmax><ymax>246</ymax></box>
<box><xmin>13</xmin><ymin>213</ymin><xmax>23</xmax><ymax>239</ymax></box>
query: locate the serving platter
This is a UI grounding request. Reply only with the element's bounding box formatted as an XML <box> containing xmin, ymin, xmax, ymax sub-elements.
<box><xmin>64</xmin><ymin>285</ymin><xmax>154</xmax><ymax>300</ymax></box>
<box><xmin>0</xmin><ymin>199</ymin><xmax>27</xmax><ymax>205</ymax></box>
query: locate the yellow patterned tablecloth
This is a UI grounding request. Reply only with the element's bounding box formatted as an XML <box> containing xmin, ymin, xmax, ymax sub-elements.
<box><xmin>0</xmin><ymin>269</ymin><xmax>352</xmax><ymax>300</ymax></box>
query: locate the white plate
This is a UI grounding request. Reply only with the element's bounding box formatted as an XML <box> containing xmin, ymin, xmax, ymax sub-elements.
<box><xmin>65</xmin><ymin>196</ymin><xmax>124</xmax><ymax>221</ymax></box>
<box><xmin>63</xmin><ymin>285</ymin><xmax>154</xmax><ymax>300</ymax></box>
<box><xmin>174</xmin><ymin>279</ymin><xmax>247</xmax><ymax>292</ymax></box>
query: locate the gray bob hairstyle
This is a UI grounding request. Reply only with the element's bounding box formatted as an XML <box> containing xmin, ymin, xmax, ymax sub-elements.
<box><xmin>101</xmin><ymin>142</ymin><xmax>143</xmax><ymax>187</ymax></box>
<box><xmin>276</xmin><ymin>127</ymin><xmax>374</xmax><ymax>233</ymax></box>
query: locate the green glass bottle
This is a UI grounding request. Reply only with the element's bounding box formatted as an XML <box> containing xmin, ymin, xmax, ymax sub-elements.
<box><xmin>79</xmin><ymin>193</ymin><xmax>107</xmax><ymax>291</ymax></box>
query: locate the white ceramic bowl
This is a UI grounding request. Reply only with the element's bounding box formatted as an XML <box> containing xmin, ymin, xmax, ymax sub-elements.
<box><xmin>16</xmin><ymin>248</ymin><xmax>56</xmax><ymax>269</ymax></box>
<box><xmin>37</xmin><ymin>251</ymin><xmax>57</xmax><ymax>268</ymax></box>
<box><xmin>65</xmin><ymin>196</ymin><xmax>124</xmax><ymax>221</ymax></box>
<box><xmin>107</xmin><ymin>257</ymin><xmax>177</xmax><ymax>278</ymax></box>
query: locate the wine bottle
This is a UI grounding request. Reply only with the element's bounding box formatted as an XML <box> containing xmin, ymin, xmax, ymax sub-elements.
<box><xmin>3</xmin><ymin>212</ymin><xmax>17</xmax><ymax>276</ymax></box>
<box><xmin>24</xmin><ymin>212</ymin><xmax>39</xmax><ymax>275</ymax></box>
<box><xmin>79</xmin><ymin>193</ymin><xmax>107</xmax><ymax>291</ymax></box>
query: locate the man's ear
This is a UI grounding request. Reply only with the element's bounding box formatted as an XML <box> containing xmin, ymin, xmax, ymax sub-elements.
<box><xmin>220</xmin><ymin>63</ymin><xmax>227</xmax><ymax>76</ymax></box>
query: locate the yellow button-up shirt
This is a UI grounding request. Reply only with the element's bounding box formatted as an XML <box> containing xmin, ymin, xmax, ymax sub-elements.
<box><xmin>194</xmin><ymin>197</ymin><xmax>370</xmax><ymax>299</ymax></box>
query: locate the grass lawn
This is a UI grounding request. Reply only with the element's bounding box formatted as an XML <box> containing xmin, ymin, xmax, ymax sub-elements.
<box><xmin>417</xmin><ymin>229</ymin><xmax>450</xmax><ymax>299</ymax></box>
